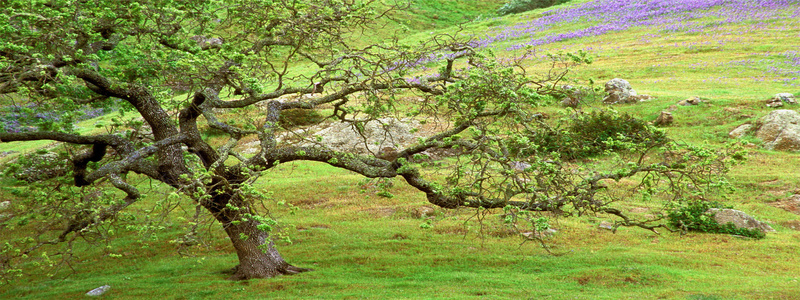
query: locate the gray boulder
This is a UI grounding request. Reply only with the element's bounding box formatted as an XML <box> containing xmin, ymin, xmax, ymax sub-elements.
<box><xmin>729</xmin><ymin>124</ymin><xmax>753</xmax><ymax>138</ymax></box>
<box><xmin>309</xmin><ymin>118</ymin><xmax>420</xmax><ymax>155</ymax></box>
<box><xmin>11</xmin><ymin>151</ymin><xmax>70</xmax><ymax>182</ymax></box>
<box><xmin>240</xmin><ymin>118</ymin><xmax>427</xmax><ymax>157</ymax></box>
<box><xmin>754</xmin><ymin>109</ymin><xmax>800</xmax><ymax>151</ymax></box>
<box><xmin>603</xmin><ymin>78</ymin><xmax>651</xmax><ymax>104</ymax></box>
<box><xmin>706</xmin><ymin>208</ymin><xmax>774</xmax><ymax>233</ymax></box>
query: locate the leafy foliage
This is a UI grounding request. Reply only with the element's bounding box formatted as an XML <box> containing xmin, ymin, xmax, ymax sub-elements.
<box><xmin>512</xmin><ymin>109</ymin><xmax>669</xmax><ymax>160</ymax></box>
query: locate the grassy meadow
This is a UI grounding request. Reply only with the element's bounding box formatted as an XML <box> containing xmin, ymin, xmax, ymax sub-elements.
<box><xmin>2</xmin><ymin>0</ymin><xmax>800</xmax><ymax>299</ymax></box>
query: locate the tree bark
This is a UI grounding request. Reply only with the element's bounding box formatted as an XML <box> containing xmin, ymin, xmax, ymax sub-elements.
<box><xmin>222</xmin><ymin>218</ymin><xmax>311</xmax><ymax>280</ymax></box>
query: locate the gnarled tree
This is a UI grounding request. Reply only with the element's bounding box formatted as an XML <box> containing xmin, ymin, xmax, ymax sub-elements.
<box><xmin>0</xmin><ymin>0</ymin><xmax>737</xmax><ymax>280</ymax></box>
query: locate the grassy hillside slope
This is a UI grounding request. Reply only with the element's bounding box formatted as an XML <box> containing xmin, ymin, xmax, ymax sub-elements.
<box><xmin>2</xmin><ymin>0</ymin><xmax>800</xmax><ymax>299</ymax></box>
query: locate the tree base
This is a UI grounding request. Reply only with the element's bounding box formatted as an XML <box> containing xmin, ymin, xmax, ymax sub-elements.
<box><xmin>225</xmin><ymin>264</ymin><xmax>313</xmax><ymax>280</ymax></box>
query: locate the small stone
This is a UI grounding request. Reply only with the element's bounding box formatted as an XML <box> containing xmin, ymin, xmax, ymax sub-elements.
<box><xmin>773</xmin><ymin>93</ymin><xmax>797</xmax><ymax>104</ymax></box>
<box><xmin>599</xmin><ymin>221</ymin><xmax>614</xmax><ymax>230</ymax></box>
<box><xmin>654</xmin><ymin>111</ymin><xmax>673</xmax><ymax>126</ymax></box>
<box><xmin>508</xmin><ymin>161</ymin><xmax>531</xmax><ymax>172</ymax></box>
<box><xmin>679</xmin><ymin>96</ymin><xmax>702</xmax><ymax>106</ymax></box>
<box><xmin>521</xmin><ymin>228</ymin><xmax>557</xmax><ymax>239</ymax></box>
<box><xmin>86</xmin><ymin>285</ymin><xmax>111</xmax><ymax>296</ymax></box>
<box><xmin>766</xmin><ymin>98</ymin><xmax>784</xmax><ymax>108</ymax></box>
<box><xmin>0</xmin><ymin>201</ymin><xmax>9</xmax><ymax>211</ymax></box>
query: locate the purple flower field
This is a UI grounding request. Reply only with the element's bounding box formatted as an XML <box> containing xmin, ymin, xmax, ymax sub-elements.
<box><xmin>474</xmin><ymin>0</ymin><xmax>800</xmax><ymax>86</ymax></box>
<box><xmin>0</xmin><ymin>104</ymin><xmax>110</xmax><ymax>133</ymax></box>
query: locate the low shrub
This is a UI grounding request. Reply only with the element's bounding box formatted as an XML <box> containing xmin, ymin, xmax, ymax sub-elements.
<box><xmin>667</xmin><ymin>200</ymin><xmax>766</xmax><ymax>239</ymax></box>
<box><xmin>279</xmin><ymin>108</ymin><xmax>325</xmax><ymax>128</ymax></box>
<box><xmin>513</xmin><ymin>109</ymin><xmax>669</xmax><ymax>160</ymax></box>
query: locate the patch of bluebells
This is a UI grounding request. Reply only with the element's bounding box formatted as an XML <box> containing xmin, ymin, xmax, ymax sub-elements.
<box><xmin>1</xmin><ymin>104</ymin><xmax>112</xmax><ymax>133</ymax></box>
<box><xmin>400</xmin><ymin>0</ymin><xmax>799</xmax><ymax>87</ymax></box>
<box><xmin>472</xmin><ymin>0</ymin><xmax>799</xmax><ymax>51</ymax></box>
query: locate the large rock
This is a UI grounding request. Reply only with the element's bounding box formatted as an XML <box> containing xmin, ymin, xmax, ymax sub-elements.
<box><xmin>11</xmin><ymin>151</ymin><xmax>70</xmax><ymax>182</ymax></box>
<box><xmin>729</xmin><ymin>124</ymin><xmax>753</xmax><ymax>138</ymax></box>
<box><xmin>754</xmin><ymin>109</ymin><xmax>800</xmax><ymax>151</ymax></box>
<box><xmin>706</xmin><ymin>208</ymin><xmax>774</xmax><ymax>233</ymax></box>
<box><xmin>602</xmin><ymin>78</ymin><xmax>651</xmax><ymax>104</ymax></box>
<box><xmin>309</xmin><ymin>118</ymin><xmax>421</xmax><ymax>155</ymax></box>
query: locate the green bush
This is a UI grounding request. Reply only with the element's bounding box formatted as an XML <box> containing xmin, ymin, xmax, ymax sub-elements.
<box><xmin>515</xmin><ymin>109</ymin><xmax>669</xmax><ymax>160</ymax></box>
<box><xmin>667</xmin><ymin>200</ymin><xmax>765</xmax><ymax>239</ymax></box>
<box><xmin>497</xmin><ymin>0</ymin><xmax>572</xmax><ymax>15</ymax></box>
<box><xmin>279</xmin><ymin>108</ymin><xmax>325</xmax><ymax>128</ymax></box>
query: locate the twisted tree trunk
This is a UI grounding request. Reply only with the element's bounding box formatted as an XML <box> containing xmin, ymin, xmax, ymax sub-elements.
<box><xmin>203</xmin><ymin>189</ymin><xmax>310</xmax><ymax>280</ymax></box>
<box><xmin>222</xmin><ymin>219</ymin><xmax>310</xmax><ymax>280</ymax></box>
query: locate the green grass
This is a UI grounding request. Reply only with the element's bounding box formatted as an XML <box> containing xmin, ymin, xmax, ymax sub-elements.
<box><xmin>3</xmin><ymin>0</ymin><xmax>800</xmax><ymax>299</ymax></box>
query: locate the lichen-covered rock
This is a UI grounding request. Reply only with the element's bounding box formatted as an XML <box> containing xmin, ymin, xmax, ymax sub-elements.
<box><xmin>654</xmin><ymin>111</ymin><xmax>674</xmax><ymax>126</ymax></box>
<box><xmin>678</xmin><ymin>96</ymin><xmax>703</xmax><ymax>106</ymax></box>
<box><xmin>603</xmin><ymin>78</ymin><xmax>650</xmax><ymax>104</ymax></box>
<box><xmin>767</xmin><ymin>93</ymin><xmax>797</xmax><ymax>108</ymax></box>
<box><xmin>706</xmin><ymin>208</ymin><xmax>774</xmax><ymax>233</ymax></box>
<box><xmin>240</xmin><ymin>118</ymin><xmax>428</xmax><ymax>156</ymax></box>
<box><xmin>308</xmin><ymin>118</ymin><xmax>421</xmax><ymax>155</ymax></box>
<box><xmin>10</xmin><ymin>151</ymin><xmax>70</xmax><ymax>182</ymax></box>
<box><xmin>729</xmin><ymin>124</ymin><xmax>753</xmax><ymax>138</ymax></box>
<box><xmin>774</xmin><ymin>93</ymin><xmax>796</xmax><ymax>104</ymax></box>
<box><xmin>754</xmin><ymin>110</ymin><xmax>800</xmax><ymax>151</ymax></box>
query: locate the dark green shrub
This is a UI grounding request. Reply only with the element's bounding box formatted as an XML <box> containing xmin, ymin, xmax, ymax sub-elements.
<box><xmin>667</xmin><ymin>200</ymin><xmax>766</xmax><ymax>239</ymax></box>
<box><xmin>279</xmin><ymin>108</ymin><xmax>325</xmax><ymax>128</ymax></box>
<box><xmin>515</xmin><ymin>109</ymin><xmax>669</xmax><ymax>160</ymax></box>
<box><xmin>498</xmin><ymin>0</ymin><xmax>572</xmax><ymax>15</ymax></box>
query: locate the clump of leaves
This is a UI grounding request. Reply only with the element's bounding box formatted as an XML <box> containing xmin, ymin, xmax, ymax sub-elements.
<box><xmin>515</xmin><ymin>109</ymin><xmax>669</xmax><ymax>160</ymax></box>
<box><xmin>279</xmin><ymin>108</ymin><xmax>325</xmax><ymax>128</ymax></box>
<box><xmin>498</xmin><ymin>0</ymin><xmax>572</xmax><ymax>15</ymax></box>
<box><xmin>667</xmin><ymin>200</ymin><xmax>765</xmax><ymax>239</ymax></box>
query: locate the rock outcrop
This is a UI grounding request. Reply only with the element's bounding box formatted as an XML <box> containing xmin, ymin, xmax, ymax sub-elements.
<box><xmin>766</xmin><ymin>93</ymin><xmax>797</xmax><ymax>108</ymax></box>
